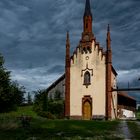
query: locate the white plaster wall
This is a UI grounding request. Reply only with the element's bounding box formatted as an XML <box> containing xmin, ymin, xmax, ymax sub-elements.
<box><xmin>111</xmin><ymin>72</ymin><xmax>117</xmax><ymax>119</ymax></box>
<box><xmin>70</xmin><ymin>40</ymin><xmax>106</xmax><ymax>117</ymax></box>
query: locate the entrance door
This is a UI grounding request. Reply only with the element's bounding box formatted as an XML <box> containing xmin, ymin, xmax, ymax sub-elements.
<box><xmin>83</xmin><ymin>101</ymin><xmax>92</xmax><ymax>120</ymax></box>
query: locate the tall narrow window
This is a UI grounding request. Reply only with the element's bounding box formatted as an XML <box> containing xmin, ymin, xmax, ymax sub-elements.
<box><xmin>84</xmin><ymin>71</ymin><xmax>90</xmax><ymax>86</ymax></box>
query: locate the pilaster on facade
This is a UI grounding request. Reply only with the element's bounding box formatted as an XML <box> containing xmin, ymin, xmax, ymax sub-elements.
<box><xmin>65</xmin><ymin>31</ymin><xmax>70</xmax><ymax>117</ymax></box>
<box><xmin>106</xmin><ymin>24</ymin><xmax>112</xmax><ymax>120</ymax></box>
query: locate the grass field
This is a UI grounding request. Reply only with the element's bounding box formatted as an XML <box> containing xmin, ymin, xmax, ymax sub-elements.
<box><xmin>0</xmin><ymin>106</ymin><xmax>123</xmax><ymax>140</ymax></box>
<box><xmin>127</xmin><ymin>121</ymin><xmax>140</xmax><ymax>139</ymax></box>
<box><xmin>136</xmin><ymin>111</ymin><xmax>140</xmax><ymax>120</ymax></box>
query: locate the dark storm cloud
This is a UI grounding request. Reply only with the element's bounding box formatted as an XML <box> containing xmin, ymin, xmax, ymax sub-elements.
<box><xmin>47</xmin><ymin>65</ymin><xmax>64</xmax><ymax>75</ymax></box>
<box><xmin>92</xmin><ymin>0</ymin><xmax>140</xmax><ymax>96</ymax></box>
<box><xmin>10</xmin><ymin>67</ymin><xmax>61</xmax><ymax>91</ymax></box>
<box><xmin>0</xmin><ymin>0</ymin><xmax>140</xmax><ymax>97</ymax></box>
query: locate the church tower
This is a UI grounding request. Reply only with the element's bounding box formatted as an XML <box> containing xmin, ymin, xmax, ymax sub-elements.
<box><xmin>83</xmin><ymin>0</ymin><xmax>93</xmax><ymax>38</ymax></box>
<box><xmin>81</xmin><ymin>0</ymin><xmax>94</xmax><ymax>51</ymax></box>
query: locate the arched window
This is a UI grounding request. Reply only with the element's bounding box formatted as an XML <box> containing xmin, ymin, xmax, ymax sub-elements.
<box><xmin>84</xmin><ymin>71</ymin><xmax>91</xmax><ymax>85</ymax></box>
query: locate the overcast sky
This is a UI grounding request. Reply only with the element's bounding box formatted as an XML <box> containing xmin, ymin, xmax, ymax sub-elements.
<box><xmin>0</xmin><ymin>0</ymin><xmax>140</xmax><ymax>99</ymax></box>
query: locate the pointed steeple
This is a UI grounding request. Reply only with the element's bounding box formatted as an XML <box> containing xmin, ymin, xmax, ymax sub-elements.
<box><xmin>81</xmin><ymin>0</ymin><xmax>94</xmax><ymax>50</ymax></box>
<box><xmin>84</xmin><ymin>0</ymin><xmax>92</xmax><ymax>17</ymax></box>
<box><xmin>66</xmin><ymin>31</ymin><xmax>70</xmax><ymax>47</ymax></box>
<box><xmin>83</xmin><ymin>0</ymin><xmax>93</xmax><ymax>34</ymax></box>
<box><xmin>66</xmin><ymin>31</ymin><xmax>70</xmax><ymax>67</ymax></box>
<box><xmin>106</xmin><ymin>24</ymin><xmax>111</xmax><ymax>51</ymax></box>
<box><xmin>107</xmin><ymin>24</ymin><xmax>110</xmax><ymax>32</ymax></box>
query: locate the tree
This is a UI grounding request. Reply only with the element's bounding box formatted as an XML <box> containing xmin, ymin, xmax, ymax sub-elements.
<box><xmin>0</xmin><ymin>54</ymin><xmax>12</xmax><ymax>112</ymax></box>
<box><xmin>0</xmin><ymin>54</ymin><xmax>11</xmax><ymax>93</ymax></box>
<box><xmin>33</xmin><ymin>89</ymin><xmax>48</xmax><ymax>112</ymax></box>
<box><xmin>0</xmin><ymin>53</ymin><xmax>25</xmax><ymax>112</ymax></box>
<box><xmin>27</xmin><ymin>92</ymin><xmax>32</xmax><ymax>105</ymax></box>
<box><xmin>33</xmin><ymin>89</ymin><xmax>64</xmax><ymax>119</ymax></box>
<box><xmin>10</xmin><ymin>81</ymin><xmax>25</xmax><ymax>105</ymax></box>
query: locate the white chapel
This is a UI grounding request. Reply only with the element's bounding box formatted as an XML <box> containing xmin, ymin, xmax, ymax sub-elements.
<box><xmin>46</xmin><ymin>0</ymin><xmax>136</xmax><ymax>120</ymax></box>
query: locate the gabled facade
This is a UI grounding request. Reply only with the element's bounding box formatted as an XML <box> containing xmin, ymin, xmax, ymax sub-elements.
<box><xmin>64</xmin><ymin>0</ymin><xmax>118</xmax><ymax>120</ymax></box>
<box><xmin>46</xmin><ymin>0</ymin><xmax>136</xmax><ymax>120</ymax></box>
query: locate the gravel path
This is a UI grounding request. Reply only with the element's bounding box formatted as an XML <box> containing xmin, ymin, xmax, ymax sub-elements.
<box><xmin>118</xmin><ymin>120</ymin><xmax>133</xmax><ymax>140</ymax></box>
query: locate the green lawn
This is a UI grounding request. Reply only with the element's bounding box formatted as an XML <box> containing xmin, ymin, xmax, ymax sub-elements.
<box><xmin>0</xmin><ymin>106</ymin><xmax>37</xmax><ymax>118</ymax></box>
<box><xmin>127</xmin><ymin>121</ymin><xmax>140</xmax><ymax>139</ymax></box>
<box><xmin>0</xmin><ymin>106</ymin><xmax>122</xmax><ymax>140</ymax></box>
<box><xmin>136</xmin><ymin>111</ymin><xmax>140</xmax><ymax>120</ymax></box>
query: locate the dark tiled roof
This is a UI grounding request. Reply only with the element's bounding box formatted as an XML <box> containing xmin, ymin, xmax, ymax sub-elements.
<box><xmin>112</xmin><ymin>66</ymin><xmax>118</xmax><ymax>76</ymax></box>
<box><xmin>118</xmin><ymin>91</ymin><xmax>136</xmax><ymax>101</ymax></box>
<box><xmin>46</xmin><ymin>74</ymin><xmax>65</xmax><ymax>93</ymax></box>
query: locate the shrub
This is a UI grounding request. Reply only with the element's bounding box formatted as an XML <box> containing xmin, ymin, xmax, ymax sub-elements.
<box><xmin>48</xmin><ymin>100</ymin><xmax>64</xmax><ymax>118</ymax></box>
<box><xmin>33</xmin><ymin>89</ymin><xmax>65</xmax><ymax>119</ymax></box>
<box><xmin>37</xmin><ymin>111</ymin><xmax>55</xmax><ymax>119</ymax></box>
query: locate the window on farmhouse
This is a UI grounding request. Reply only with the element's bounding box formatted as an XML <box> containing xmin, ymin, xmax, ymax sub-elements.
<box><xmin>84</xmin><ymin>71</ymin><xmax>91</xmax><ymax>85</ymax></box>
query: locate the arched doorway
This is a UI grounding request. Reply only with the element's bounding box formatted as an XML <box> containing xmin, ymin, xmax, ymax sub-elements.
<box><xmin>82</xmin><ymin>96</ymin><xmax>92</xmax><ymax>120</ymax></box>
